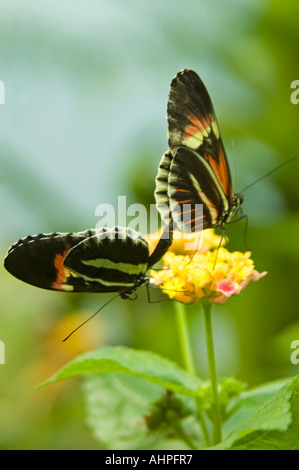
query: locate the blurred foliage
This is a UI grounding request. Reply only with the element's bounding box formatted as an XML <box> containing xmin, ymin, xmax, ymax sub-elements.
<box><xmin>0</xmin><ymin>0</ymin><xmax>299</xmax><ymax>450</ymax></box>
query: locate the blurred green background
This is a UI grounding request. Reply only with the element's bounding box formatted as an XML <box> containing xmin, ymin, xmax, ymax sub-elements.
<box><xmin>0</xmin><ymin>0</ymin><xmax>299</xmax><ymax>450</ymax></box>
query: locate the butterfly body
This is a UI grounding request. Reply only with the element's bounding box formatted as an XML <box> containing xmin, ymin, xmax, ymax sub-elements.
<box><xmin>155</xmin><ymin>69</ymin><xmax>243</xmax><ymax>233</ymax></box>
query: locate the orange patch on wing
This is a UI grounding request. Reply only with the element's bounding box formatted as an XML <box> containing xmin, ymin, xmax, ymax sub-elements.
<box><xmin>190</xmin><ymin>216</ymin><xmax>204</xmax><ymax>223</ymax></box>
<box><xmin>207</xmin><ymin>144</ymin><xmax>232</xmax><ymax>201</ymax></box>
<box><xmin>183</xmin><ymin>125</ymin><xmax>201</xmax><ymax>137</ymax></box>
<box><xmin>52</xmin><ymin>250</ymin><xmax>70</xmax><ymax>290</ymax></box>
<box><xmin>177</xmin><ymin>199</ymin><xmax>193</xmax><ymax>204</ymax></box>
<box><xmin>179</xmin><ymin>208</ymin><xmax>202</xmax><ymax>216</ymax></box>
<box><xmin>185</xmin><ymin>114</ymin><xmax>210</xmax><ymax>136</ymax></box>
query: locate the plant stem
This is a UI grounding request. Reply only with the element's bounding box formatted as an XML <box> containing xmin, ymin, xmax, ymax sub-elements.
<box><xmin>174</xmin><ymin>301</ymin><xmax>211</xmax><ymax>447</ymax></box>
<box><xmin>202</xmin><ymin>300</ymin><xmax>222</xmax><ymax>444</ymax></box>
<box><xmin>174</xmin><ymin>301</ymin><xmax>196</xmax><ymax>374</ymax></box>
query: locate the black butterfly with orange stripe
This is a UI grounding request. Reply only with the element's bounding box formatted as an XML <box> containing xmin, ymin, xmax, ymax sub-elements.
<box><xmin>4</xmin><ymin>225</ymin><xmax>174</xmax><ymax>341</ymax></box>
<box><xmin>155</xmin><ymin>69</ymin><xmax>244</xmax><ymax>233</ymax></box>
<box><xmin>4</xmin><ymin>225</ymin><xmax>173</xmax><ymax>298</ymax></box>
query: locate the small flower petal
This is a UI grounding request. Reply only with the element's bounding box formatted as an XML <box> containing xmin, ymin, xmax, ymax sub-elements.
<box><xmin>239</xmin><ymin>269</ymin><xmax>268</xmax><ymax>290</ymax></box>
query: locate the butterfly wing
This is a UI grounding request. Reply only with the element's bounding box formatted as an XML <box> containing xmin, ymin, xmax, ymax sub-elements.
<box><xmin>4</xmin><ymin>230</ymin><xmax>97</xmax><ymax>291</ymax></box>
<box><xmin>147</xmin><ymin>219</ymin><xmax>174</xmax><ymax>268</ymax></box>
<box><xmin>155</xmin><ymin>146</ymin><xmax>229</xmax><ymax>232</ymax></box>
<box><xmin>168</xmin><ymin>146</ymin><xmax>229</xmax><ymax>232</ymax></box>
<box><xmin>155</xmin><ymin>150</ymin><xmax>174</xmax><ymax>227</ymax></box>
<box><xmin>64</xmin><ymin>226</ymin><xmax>150</xmax><ymax>293</ymax></box>
<box><xmin>4</xmin><ymin>227</ymin><xmax>150</xmax><ymax>293</ymax></box>
<box><xmin>167</xmin><ymin>69</ymin><xmax>233</xmax><ymax>204</ymax></box>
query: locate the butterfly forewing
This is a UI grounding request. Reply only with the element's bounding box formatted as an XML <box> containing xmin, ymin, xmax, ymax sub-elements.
<box><xmin>155</xmin><ymin>69</ymin><xmax>241</xmax><ymax>232</ymax></box>
<box><xmin>147</xmin><ymin>219</ymin><xmax>174</xmax><ymax>267</ymax></box>
<box><xmin>168</xmin><ymin>69</ymin><xmax>233</xmax><ymax>203</ymax></box>
<box><xmin>4</xmin><ymin>230</ymin><xmax>98</xmax><ymax>291</ymax></box>
<box><xmin>168</xmin><ymin>69</ymin><xmax>216</xmax><ymax>152</ymax></box>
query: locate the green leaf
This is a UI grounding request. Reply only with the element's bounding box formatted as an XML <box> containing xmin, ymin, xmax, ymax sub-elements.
<box><xmin>213</xmin><ymin>376</ymin><xmax>299</xmax><ymax>450</ymax></box>
<box><xmin>224</xmin><ymin>377</ymin><xmax>291</xmax><ymax>433</ymax></box>
<box><xmin>39</xmin><ymin>346</ymin><xmax>202</xmax><ymax>397</ymax></box>
<box><xmin>84</xmin><ymin>373</ymin><xmax>166</xmax><ymax>450</ymax></box>
<box><xmin>84</xmin><ymin>374</ymin><xmax>202</xmax><ymax>450</ymax></box>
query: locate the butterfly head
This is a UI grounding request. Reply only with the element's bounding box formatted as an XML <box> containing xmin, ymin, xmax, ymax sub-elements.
<box><xmin>222</xmin><ymin>193</ymin><xmax>244</xmax><ymax>226</ymax></box>
<box><xmin>233</xmin><ymin>193</ymin><xmax>244</xmax><ymax>208</ymax></box>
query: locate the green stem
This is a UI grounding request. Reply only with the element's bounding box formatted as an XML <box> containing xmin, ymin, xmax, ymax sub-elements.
<box><xmin>202</xmin><ymin>300</ymin><xmax>222</xmax><ymax>445</ymax></box>
<box><xmin>174</xmin><ymin>301</ymin><xmax>211</xmax><ymax>447</ymax></box>
<box><xmin>174</xmin><ymin>301</ymin><xmax>196</xmax><ymax>374</ymax></box>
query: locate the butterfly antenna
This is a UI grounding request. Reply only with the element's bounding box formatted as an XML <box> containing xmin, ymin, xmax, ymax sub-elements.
<box><xmin>62</xmin><ymin>294</ymin><xmax>119</xmax><ymax>342</ymax></box>
<box><xmin>240</xmin><ymin>157</ymin><xmax>296</xmax><ymax>194</ymax></box>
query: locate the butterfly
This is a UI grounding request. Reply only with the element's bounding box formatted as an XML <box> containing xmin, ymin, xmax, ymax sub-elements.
<box><xmin>155</xmin><ymin>69</ymin><xmax>244</xmax><ymax>233</ymax></box>
<box><xmin>4</xmin><ymin>225</ymin><xmax>173</xmax><ymax>299</ymax></box>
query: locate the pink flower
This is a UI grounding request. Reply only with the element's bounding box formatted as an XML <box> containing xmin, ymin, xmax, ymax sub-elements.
<box><xmin>213</xmin><ymin>270</ymin><xmax>267</xmax><ymax>304</ymax></box>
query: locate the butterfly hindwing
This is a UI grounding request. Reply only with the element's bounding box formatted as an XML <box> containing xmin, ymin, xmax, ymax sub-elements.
<box><xmin>168</xmin><ymin>146</ymin><xmax>228</xmax><ymax>232</ymax></box>
<box><xmin>63</xmin><ymin>227</ymin><xmax>150</xmax><ymax>291</ymax></box>
<box><xmin>155</xmin><ymin>150</ymin><xmax>174</xmax><ymax>225</ymax></box>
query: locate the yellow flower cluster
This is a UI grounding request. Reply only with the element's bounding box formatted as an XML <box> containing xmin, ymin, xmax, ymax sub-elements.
<box><xmin>150</xmin><ymin>232</ymin><xmax>266</xmax><ymax>304</ymax></box>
